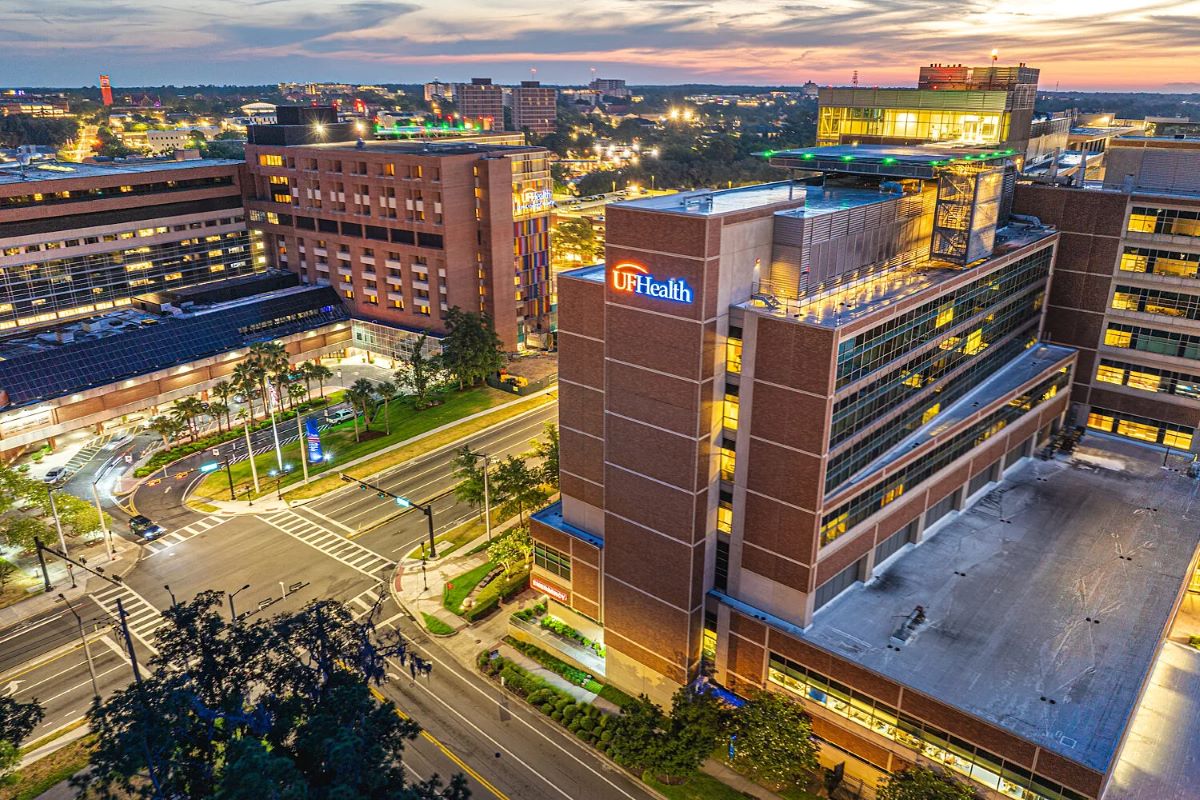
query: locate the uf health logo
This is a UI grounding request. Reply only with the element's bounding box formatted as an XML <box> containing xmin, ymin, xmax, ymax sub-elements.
<box><xmin>610</xmin><ymin>262</ymin><xmax>694</xmax><ymax>304</ymax></box>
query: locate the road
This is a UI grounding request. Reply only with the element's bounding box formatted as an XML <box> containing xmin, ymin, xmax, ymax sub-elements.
<box><xmin>0</xmin><ymin>398</ymin><xmax>648</xmax><ymax>800</ymax></box>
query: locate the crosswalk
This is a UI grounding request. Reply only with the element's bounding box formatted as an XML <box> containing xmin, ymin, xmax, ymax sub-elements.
<box><xmin>348</xmin><ymin>583</ymin><xmax>386</xmax><ymax>619</ymax></box>
<box><xmin>229</xmin><ymin>416</ymin><xmax>337</xmax><ymax>464</ymax></box>
<box><xmin>260</xmin><ymin>509</ymin><xmax>395</xmax><ymax>580</ymax></box>
<box><xmin>142</xmin><ymin>514</ymin><xmax>228</xmax><ymax>556</ymax></box>
<box><xmin>90</xmin><ymin>581</ymin><xmax>164</xmax><ymax>656</ymax></box>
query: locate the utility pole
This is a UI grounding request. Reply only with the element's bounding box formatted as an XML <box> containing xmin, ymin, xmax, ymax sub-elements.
<box><xmin>243</xmin><ymin>417</ymin><xmax>260</xmax><ymax>494</ymax></box>
<box><xmin>91</xmin><ymin>478</ymin><xmax>115</xmax><ymax>561</ymax></box>
<box><xmin>47</xmin><ymin>490</ymin><xmax>75</xmax><ymax>589</ymax></box>
<box><xmin>228</xmin><ymin>584</ymin><xmax>250</xmax><ymax>624</ymax></box>
<box><xmin>60</xmin><ymin>593</ymin><xmax>99</xmax><ymax>700</ymax></box>
<box><xmin>340</xmin><ymin>473</ymin><xmax>437</xmax><ymax>556</ymax></box>
<box><xmin>481</xmin><ymin>452</ymin><xmax>493</xmax><ymax>542</ymax></box>
<box><xmin>34</xmin><ymin>537</ymin><xmax>51</xmax><ymax>592</ymax></box>
<box><xmin>115</xmin><ymin>597</ymin><xmax>143</xmax><ymax>686</ymax></box>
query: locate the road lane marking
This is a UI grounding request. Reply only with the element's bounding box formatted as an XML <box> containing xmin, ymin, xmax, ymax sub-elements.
<box><xmin>296</xmin><ymin>505</ymin><xmax>356</xmax><ymax>534</ymax></box>
<box><xmin>384</xmin><ymin>632</ymin><xmax>644</xmax><ymax>800</ymax></box>
<box><xmin>259</xmin><ymin>510</ymin><xmax>394</xmax><ymax>580</ymax></box>
<box><xmin>0</xmin><ymin>612</ymin><xmax>66</xmax><ymax>645</ymax></box>
<box><xmin>369</xmin><ymin>685</ymin><xmax>509</xmax><ymax>800</ymax></box>
<box><xmin>141</xmin><ymin>514</ymin><xmax>228</xmax><ymax>558</ymax></box>
<box><xmin>89</xmin><ymin>583</ymin><xmax>163</xmax><ymax>656</ymax></box>
<box><xmin>39</xmin><ymin>663</ymin><xmax>126</xmax><ymax>705</ymax></box>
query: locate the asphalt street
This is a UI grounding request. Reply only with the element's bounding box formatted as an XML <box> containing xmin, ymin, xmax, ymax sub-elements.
<box><xmin>0</xmin><ymin>397</ymin><xmax>650</xmax><ymax>800</ymax></box>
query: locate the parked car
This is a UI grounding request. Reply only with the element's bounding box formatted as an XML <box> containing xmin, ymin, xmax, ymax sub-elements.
<box><xmin>325</xmin><ymin>408</ymin><xmax>356</xmax><ymax>425</ymax></box>
<box><xmin>42</xmin><ymin>467</ymin><xmax>69</xmax><ymax>484</ymax></box>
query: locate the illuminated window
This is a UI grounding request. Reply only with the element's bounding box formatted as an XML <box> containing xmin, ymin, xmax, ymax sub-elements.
<box><xmin>258</xmin><ymin>154</ymin><xmax>284</xmax><ymax>167</ymax></box>
<box><xmin>273</xmin><ymin>193</ymin><xmax>291</xmax><ymax>205</ymax></box>
<box><xmin>1111</xmin><ymin>291</ymin><xmax>1139</xmax><ymax>311</ymax></box>
<box><xmin>1119</xmin><ymin>251</ymin><xmax>1149</xmax><ymax>273</ymax></box>
<box><xmin>1164</xmin><ymin>430</ymin><xmax>1193</xmax><ymax>449</ymax></box>
<box><xmin>820</xmin><ymin>512</ymin><xmax>848</xmax><ymax>545</ymax></box>
<box><xmin>962</xmin><ymin>328</ymin><xmax>984</xmax><ymax>355</ymax></box>
<box><xmin>1117</xmin><ymin>418</ymin><xmax>1159</xmax><ymax>443</ymax></box>
<box><xmin>1087</xmin><ymin>412</ymin><xmax>1115</xmax><ymax>432</ymax></box>
<box><xmin>1127</xmin><ymin>371</ymin><xmax>1161</xmax><ymax>392</ymax></box>
<box><xmin>723</xmin><ymin>392</ymin><xmax>739</xmax><ymax>430</ymax></box>
<box><xmin>935</xmin><ymin>303</ymin><xmax>954</xmax><ymax>328</ymax></box>
<box><xmin>726</xmin><ymin>330</ymin><xmax>743</xmax><ymax>374</ymax></box>
<box><xmin>1104</xmin><ymin>328</ymin><xmax>1132</xmax><ymax>348</ymax></box>
<box><xmin>717</xmin><ymin>501</ymin><xmax>733</xmax><ymax>534</ymax></box>
<box><xmin>1096</xmin><ymin>364</ymin><xmax>1125</xmax><ymax>385</ymax></box>
<box><xmin>209</xmin><ymin>264</ymin><xmax>226</xmax><ymax>273</ymax></box>
<box><xmin>268</xmin><ymin>175</ymin><xmax>289</xmax><ymax>185</ymax></box>
<box><xmin>921</xmin><ymin>403</ymin><xmax>940</xmax><ymax>425</ymax></box>
<box><xmin>881</xmin><ymin>481</ymin><xmax>904</xmax><ymax>507</ymax></box>
<box><xmin>719</xmin><ymin>446</ymin><xmax>736</xmax><ymax>482</ymax></box>
<box><xmin>163</xmin><ymin>272</ymin><xmax>182</xmax><ymax>281</ymax></box>
<box><xmin>1128</xmin><ymin>211</ymin><xmax>1157</xmax><ymax>233</ymax></box>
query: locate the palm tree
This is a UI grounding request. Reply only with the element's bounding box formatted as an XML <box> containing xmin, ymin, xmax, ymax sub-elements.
<box><xmin>308</xmin><ymin>362</ymin><xmax>333</xmax><ymax>402</ymax></box>
<box><xmin>211</xmin><ymin>380</ymin><xmax>235</xmax><ymax>429</ymax></box>
<box><xmin>208</xmin><ymin>401</ymin><xmax>230</xmax><ymax>435</ymax></box>
<box><xmin>172</xmin><ymin>396</ymin><xmax>207</xmax><ymax>438</ymax></box>
<box><xmin>232</xmin><ymin>362</ymin><xmax>259</xmax><ymax>423</ymax></box>
<box><xmin>298</xmin><ymin>362</ymin><xmax>316</xmax><ymax>402</ymax></box>
<box><xmin>287</xmin><ymin>382</ymin><xmax>307</xmax><ymax>410</ymax></box>
<box><xmin>149</xmin><ymin>415</ymin><xmax>179</xmax><ymax>447</ymax></box>
<box><xmin>344</xmin><ymin>383</ymin><xmax>367</xmax><ymax>443</ymax></box>
<box><xmin>375</xmin><ymin>380</ymin><xmax>398</xmax><ymax>436</ymax></box>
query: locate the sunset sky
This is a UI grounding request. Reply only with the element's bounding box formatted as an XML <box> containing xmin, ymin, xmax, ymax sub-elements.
<box><xmin>3</xmin><ymin>0</ymin><xmax>1199</xmax><ymax>91</ymax></box>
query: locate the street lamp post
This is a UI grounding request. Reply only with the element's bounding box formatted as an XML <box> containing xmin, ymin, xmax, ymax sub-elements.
<box><xmin>268</xmin><ymin>465</ymin><xmax>292</xmax><ymax>500</ymax></box>
<box><xmin>47</xmin><ymin>489</ymin><xmax>75</xmax><ymax>589</ymax></box>
<box><xmin>242</xmin><ymin>417</ymin><xmax>260</xmax><ymax>494</ymax></box>
<box><xmin>59</xmin><ymin>593</ymin><xmax>99</xmax><ymax>700</ymax></box>
<box><xmin>91</xmin><ymin>478</ymin><xmax>115</xmax><ymax>561</ymax></box>
<box><xmin>228</xmin><ymin>583</ymin><xmax>250</xmax><ymax>624</ymax></box>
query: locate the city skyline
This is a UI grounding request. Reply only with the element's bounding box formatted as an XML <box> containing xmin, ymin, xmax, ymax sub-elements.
<box><xmin>3</xmin><ymin>0</ymin><xmax>1200</xmax><ymax>91</ymax></box>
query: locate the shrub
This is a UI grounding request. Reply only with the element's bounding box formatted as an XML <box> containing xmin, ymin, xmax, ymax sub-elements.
<box><xmin>554</xmin><ymin>697</ymin><xmax>572</xmax><ymax>713</ymax></box>
<box><xmin>578</xmin><ymin>717</ymin><xmax>595</xmax><ymax>732</ymax></box>
<box><xmin>600</xmin><ymin>730</ymin><xmax>612</xmax><ymax>743</ymax></box>
<box><xmin>551</xmin><ymin>711</ymin><xmax>563</xmax><ymax>722</ymax></box>
<box><xmin>561</xmin><ymin>705</ymin><xmax>580</xmax><ymax>723</ymax></box>
<box><xmin>540</xmin><ymin>702</ymin><xmax>555</xmax><ymax>715</ymax></box>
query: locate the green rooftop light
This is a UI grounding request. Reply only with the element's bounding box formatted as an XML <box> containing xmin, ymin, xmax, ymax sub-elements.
<box><xmin>881</xmin><ymin>157</ymin><xmax>897</xmax><ymax>165</ymax></box>
<box><xmin>802</xmin><ymin>153</ymin><xmax>815</xmax><ymax>160</ymax></box>
<box><xmin>841</xmin><ymin>155</ymin><xmax>854</xmax><ymax>161</ymax></box>
<box><xmin>929</xmin><ymin>160</ymin><xmax>941</xmax><ymax>166</ymax></box>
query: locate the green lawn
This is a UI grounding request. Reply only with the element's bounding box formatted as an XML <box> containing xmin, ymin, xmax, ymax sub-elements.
<box><xmin>421</xmin><ymin>612</ymin><xmax>455</xmax><ymax>636</ymax></box>
<box><xmin>2</xmin><ymin>735</ymin><xmax>96</xmax><ymax>800</ymax></box>
<box><xmin>443</xmin><ymin>561</ymin><xmax>497</xmax><ymax>614</ymax></box>
<box><xmin>0</xmin><ymin>557</ymin><xmax>40</xmax><ymax>611</ymax></box>
<box><xmin>642</xmin><ymin>771</ymin><xmax>749</xmax><ymax>800</ymax></box>
<box><xmin>193</xmin><ymin>385</ymin><xmax>536</xmax><ymax>502</ymax></box>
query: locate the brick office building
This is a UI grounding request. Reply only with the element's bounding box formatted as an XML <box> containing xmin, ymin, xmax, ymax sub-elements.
<box><xmin>1014</xmin><ymin>136</ymin><xmax>1200</xmax><ymax>452</ymax></box>
<box><xmin>512</xmin><ymin>81</ymin><xmax>558</xmax><ymax>136</ymax></box>
<box><xmin>518</xmin><ymin>144</ymin><xmax>1189</xmax><ymax>800</ymax></box>
<box><xmin>246</xmin><ymin>113</ymin><xmax>553</xmax><ymax>351</ymax></box>
<box><xmin>456</xmin><ymin>78</ymin><xmax>506</xmax><ymax>131</ymax></box>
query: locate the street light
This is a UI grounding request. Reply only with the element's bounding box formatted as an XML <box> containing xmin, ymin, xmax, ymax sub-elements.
<box><xmin>91</xmin><ymin>477</ymin><xmax>115</xmax><ymax>561</ymax></box>
<box><xmin>46</xmin><ymin>489</ymin><xmax>75</xmax><ymax>589</ymax></box>
<box><xmin>228</xmin><ymin>583</ymin><xmax>251</xmax><ymax>624</ymax></box>
<box><xmin>199</xmin><ymin>456</ymin><xmax>236</xmax><ymax>501</ymax></box>
<box><xmin>58</xmin><ymin>593</ymin><xmax>99</xmax><ymax>701</ymax></box>
<box><xmin>267</xmin><ymin>464</ymin><xmax>292</xmax><ymax>500</ymax></box>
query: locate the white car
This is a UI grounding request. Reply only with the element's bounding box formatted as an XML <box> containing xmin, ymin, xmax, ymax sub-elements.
<box><xmin>43</xmin><ymin>467</ymin><xmax>69</xmax><ymax>484</ymax></box>
<box><xmin>325</xmin><ymin>408</ymin><xmax>356</xmax><ymax>425</ymax></box>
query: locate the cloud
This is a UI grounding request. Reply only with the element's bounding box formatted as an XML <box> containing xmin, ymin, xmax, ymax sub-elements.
<box><xmin>0</xmin><ymin>0</ymin><xmax>1198</xmax><ymax>89</ymax></box>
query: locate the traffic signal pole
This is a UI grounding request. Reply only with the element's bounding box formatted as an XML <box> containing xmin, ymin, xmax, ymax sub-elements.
<box><xmin>339</xmin><ymin>473</ymin><xmax>437</xmax><ymax>557</ymax></box>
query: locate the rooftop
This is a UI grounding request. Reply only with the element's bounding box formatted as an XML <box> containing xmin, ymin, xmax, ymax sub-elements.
<box><xmin>770</xmin><ymin>144</ymin><xmax>1016</xmax><ymax>179</ymax></box>
<box><xmin>293</xmin><ymin>139</ymin><xmax>540</xmax><ymax>157</ymax></box>
<box><xmin>0</xmin><ymin>158</ymin><xmax>240</xmax><ymax>186</ymax></box>
<box><xmin>0</xmin><ymin>285</ymin><xmax>348</xmax><ymax>408</ymax></box>
<box><xmin>612</xmin><ymin>180</ymin><xmax>804</xmax><ymax>216</ymax></box>
<box><xmin>799</xmin><ymin>436</ymin><xmax>1200</xmax><ymax>772</ymax></box>
<box><xmin>838</xmin><ymin>344</ymin><xmax>1075</xmax><ymax>492</ymax></box>
<box><xmin>740</xmin><ymin>223</ymin><xmax>1055</xmax><ymax>327</ymax></box>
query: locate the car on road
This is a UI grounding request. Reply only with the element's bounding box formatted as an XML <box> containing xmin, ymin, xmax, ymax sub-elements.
<box><xmin>129</xmin><ymin>515</ymin><xmax>156</xmax><ymax>535</ymax></box>
<box><xmin>136</xmin><ymin>524</ymin><xmax>166</xmax><ymax>542</ymax></box>
<box><xmin>325</xmin><ymin>408</ymin><xmax>356</xmax><ymax>425</ymax></box>
<box><xmin>42</xmin><ymin>467</ymin><xmax>69</xmax><ymax>484</ymax></box>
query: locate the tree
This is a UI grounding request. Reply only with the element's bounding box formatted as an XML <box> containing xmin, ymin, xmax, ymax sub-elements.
<box><xmin>730</xmin><ymin>691</ymin><xmax>819</xmax><ymax>789</ymax></box>
<box><xmin>208</xmin><ymin>402</ymin><xmax>230</xmax><ymax>435</ymax></box>
<box><xmin>395</xmin><ymin>334</ymin><xmax>441</xmax><ymax>409</ymax></box>
<box><xmin>657</xmin><ymin>689</ymin><xmax>729</xmax><ymax>782</ymax></box>
<box><xmin>211</xmin><ymin>376</ymin><xmax>237</xmax><ymax>417</ymax></box>
<box><xmin>492</xmin><ymin>455</ymin><xmax>549</xmax><ymax>525</ymax></box>
<box><xmin>347</xmin><ymin>378</ymin><xmax>378</xmax><ymax>440</ymax></box>
<box><xmin>307</xmin><ymin>362</ymin><xmax>333</xmax><ymax>401</ymax></box>
<box><xmin>149</xmin><ymin>414</ymin><xmax>183</xmax><ymax>447</ymax></box>
<box><xmin>78</xmin><ymin>591</ymin><xmax>466</xmax><ymax>800</ymax></box>
<box><xmin>451</xmin><ymin>445</ymin><xmax>487</xmax><ymax>520</ymax></box>
<box><xmin>1</xmin><ymin>694</ymin><xmax>45</xmax><ymax>781</ymax></box>
<box><xmin>0</xmin><ymin>559</ymin><xmax>15</xmax><ymax>591</ymax></box>
<box><xmin>532</xmin><ymin>423</ymin><xmax>559</xmax><ymax>488</ymax></box>
<box><xmin>376</xmin><ymin>380</ymin><xmax>398</xmax><ymax>436</ymax></box>
<box><xmin>877</xmin><ymin>766</ymin><xmax>982</xmax><ymax>800</ymax></box>
<box><xmin>606</xmin><ymin>693</ymin><xmax>666</xmax><ymax>772</ymax></box>
<box><xmin>487</xmin><ymin>527</ymin><xmax>532</xmax><ymax>573</ymax></box>
<box><xmin>440</xmin><ymin>308</ymin><xmax>504</xmax><ymax>390</ymax></box>
<box><xmin>172</xmin><ymin>396</ymin><xmax>208</xmax><ymax>438</ymax></box>
<box><xmin>287</xmin><ymin>382</ymin><xmax>307</xmax><ymax>410</ymax></box>
<box><xmin>552</xmin><ymin>218</ymin><xmax>599</xmax><ymax>266</ymax></box>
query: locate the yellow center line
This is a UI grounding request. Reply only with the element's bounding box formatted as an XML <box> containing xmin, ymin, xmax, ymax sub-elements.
<box><xmin>369</xmin><ymin>686</ymin><xmax>509</xmax><ymax>800</ymax></box>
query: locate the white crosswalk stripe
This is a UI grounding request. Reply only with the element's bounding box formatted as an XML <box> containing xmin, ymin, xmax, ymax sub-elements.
<box><xmin>260</xmin><ymin>509</ymin><xmax>394</xmax><ymax>580</ymax></box>
<box><xmin>90</xmin><ymin>581</ymin><xmax>164</xmax><ymax>656</ymax></box>
<box><xmin>142</xmin><ymin>514</ymin><xmax>228</xmax><ymax>556</ymax></box>
<box><xmin>348</xmin><ymin>584</ymin><xmax>385</xmax><ymax>619</ymax></box>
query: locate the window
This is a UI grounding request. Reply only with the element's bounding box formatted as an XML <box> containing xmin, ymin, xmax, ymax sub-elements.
<box><xmin>935</xmin><ymin>303</ymin><xmax>954</xmax><ymax>327</ymax></box>
<box><xmin>533</xmin><ymin>543</ymin><xmax>570</xmax><ymax>579</ymax></box>
<box><xmin>1117</xmin><ymin>418</ymin><xmax>1159</xmax><ymax>443</ymax></box>
<box><xmin>717</xmin><ymin>500</ymin><xmax>733</xmax><ymax>534</ymax></box>
<box><xmin>1096</xmin><ymin>364</ymin><xmax>1125</xmax><ymax>385</ymax></box>
<box><xmin>258</xmin><ymin>154</ymin><xmax>284</xmax><ymax>167</ymax></box>
<box><xmin>814</xmin><ymin>559</ymin><xmax>860</xmax><ymax>610</ymax></box>
<box><xmin>714</xmin><ymin>539</ymin><xmax>730</xmax><ymax>592</ymax></box>
<box><xmin>1105</xmin><ymin>328</ymin><xmax>1132</xmax><ymax>348</ymax></box>
<box><xmin>1088</xmin><ymin>406</ymin><xmax>1194</xmax><ymax>450</ymax></box>
<box><xmin>719</xmin><ymin>443</ymin><xmax>736</xmax><ymax>482</ymax></box>
<box><xmin>726</xmin><ymin>326</ymin><xmax>743</xmax><ymax>373</ymax></box>
<box><xmin>723</xmin><ymin>389</ymin><xmax>739</xmax><ymax>430</ymax></box>
<box><xmin>1126</xmin><ymin>371</ymin><xmax>1161</xmax><ymax>392</ymax></box>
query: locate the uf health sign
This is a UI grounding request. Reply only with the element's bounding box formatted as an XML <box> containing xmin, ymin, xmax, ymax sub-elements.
<box><xmin>610</xmin><ymin>261</ymin><xmax>694</xmax><ymax>304</ymax></box>
<box><xmin>304</xmin><ymin>417</ymin><xmax>324</xmax><ymax>463</ymax></box>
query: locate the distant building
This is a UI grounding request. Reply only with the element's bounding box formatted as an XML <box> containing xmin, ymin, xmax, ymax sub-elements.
<box><xmin>1015</xmin><ymin>135</ymin><xmax>1200</xmax><ymax>453</ymax></box>
<box><xmin>0</xmin><ymin>97</ymin><xmax>70</xmax><ymax>117</ymax></box>
<box><xmin>817</xmin><ymin>62</ymin><xmax>1039</xmax><ymax>153</ymax></box>
<box><xmin>1026</xmin><ymin>113</ymin><xmax>1071</xmax><ymax>165</ymax></box>
<box><xmin>423</xmin><ymin>81</ymin><xmax>454</xmax><ymax>103</ymax></box>
<box><xmin>589</xmin><ymin>78</ymin><xmax>629</xmax><ymax>98</ymax></box>
<box><xmin>99</xmin><ymin>74</ymin><xmax>113</xmax><ymax>106</ymax></box>
<box><xmin>801</xmin><ymin>80</ymin><xmax>819</xmax><ymax>99</ymax></box>
<box><xmin>455</xmin><ymin>78</ymin><xmax>505</xmax><ymax>131</ymax></box>
<box><xmin>512</xmin><ymin>81</ymin><xmax>557</xmax><ymax>136</ymax></box>
<box><xmin>244</xmin><ymin>129</ymin><xmax>554</xmax><ymax>351</ymax></box>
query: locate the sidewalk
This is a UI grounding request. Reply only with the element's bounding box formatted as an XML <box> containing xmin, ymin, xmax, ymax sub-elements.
<box><xmin>701</xmin><ymin>759</ymin><xmax>792</xmax><ymax>800</ymax></box>
<box><xmin>0</xmin><ymin>534</ymin><xmax>140</xmax><ymax>638</ymax></box>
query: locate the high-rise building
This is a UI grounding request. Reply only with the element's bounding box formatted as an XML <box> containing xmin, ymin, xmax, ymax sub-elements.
<box><xmin>589</xmin><ymin>78</ymin><xmax>629</xmax><ymax>98</ymax></box>
<box><xmin>423</xmin><ymin>81</ymin><xmax>454</xmax><ymax>103</ymax></box>
<box><xmin>99</xmin><ymin>74</ymin><xmax>113</xmax><ymax>107</ymax></box>
<box><xmin>0</xmin><ymin>157</ymin><xmax>263</xmax><ymax>333</ymax></box>
<box><xmin>456</xmin><ymin>78</ymin><xmax>506</xmax><ymax>131</ymax></box>
<box><xmin>817</xmin><ymin>63</ymin><xmax>1039</xmax><ymax>153</ymax></box>
<box><xmin>1014</xmin><ymin>135</ymin><xmax>1200</xmax><ymax>453</ymax></box>
<box><xmin>524</xmin><ymin>145</ymin><xmax>1199</xmax><ymax>800</ymax></box>
<box><xmin>512</xmin><ymin>81</ymin><xmax>557</xmax><ymax>136</ymax></box>
<box><xmin>245</xmin><ymin>120</ymin><xmax>553</xmax><ymax>351</ymax></box>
